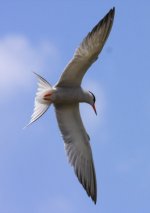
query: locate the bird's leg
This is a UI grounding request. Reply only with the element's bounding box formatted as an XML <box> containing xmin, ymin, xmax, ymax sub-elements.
<box><xmin>43</xmin><ymin>92</ymin><xmax>52</xmax><ymax>101</ymax></box>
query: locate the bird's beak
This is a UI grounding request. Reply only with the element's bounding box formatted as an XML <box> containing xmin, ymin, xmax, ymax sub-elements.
<box><xmin>92</xmin><ymin>104</ymin><xmax>97</xmax><ymax>115</ymax></box>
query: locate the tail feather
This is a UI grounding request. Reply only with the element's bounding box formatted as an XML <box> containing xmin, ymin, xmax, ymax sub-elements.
<box><xmin>24</xmin><ymin>72</ymin><xmax>52</xmax><ymax>128</ymax></box>
<box><xmin>33</xmin><ymin>72</ymin><xmax>52</xmax><ymax>91</ymax></box>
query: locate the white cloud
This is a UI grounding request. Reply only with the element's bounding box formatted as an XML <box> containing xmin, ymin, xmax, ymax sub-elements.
<box><xmin>0</xmin><ymin>35</ymin><xmax>59</xmax><ymax>96</ymax></box>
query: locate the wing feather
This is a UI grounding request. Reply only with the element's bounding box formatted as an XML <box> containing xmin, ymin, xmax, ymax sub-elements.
<box><xmin>54</xmin><ymin>104</ymin><xmax>97</xmax><ymax>203</ymax></box>
<box><xmin>56</xmin><ymin>8</ymin><xmax>115</xmax><ymax>87</ymax></box>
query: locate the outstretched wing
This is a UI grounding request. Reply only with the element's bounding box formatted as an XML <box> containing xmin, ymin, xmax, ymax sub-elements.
<box><xmin>54</xmin><ymin>103</ymin><xmax>97</xmax><ymax>203</ymax></box>
<box><xmin>56</xmin><ymin>8</ymin><xmax>115</xmax><ymax>87</ymax></box>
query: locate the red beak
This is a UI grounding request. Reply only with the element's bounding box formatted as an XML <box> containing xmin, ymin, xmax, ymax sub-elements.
<box><xmin>92</xmin><ymin>104</ymin><xmax>97</xmax><ymax>115</ymax></box>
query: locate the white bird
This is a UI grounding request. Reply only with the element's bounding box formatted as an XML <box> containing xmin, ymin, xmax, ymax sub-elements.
<box><xmin>27</xmin><ymin>8</ymin><xmax>115</xmax><ymax>204</ymax></box>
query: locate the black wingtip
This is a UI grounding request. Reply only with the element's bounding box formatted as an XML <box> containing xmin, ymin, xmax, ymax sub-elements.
<box><xmin>108</xmin><ymin>7</ymin><xmax>115</xmax><ymax>19</ymax></box>
<box><xmin>105</xmin><ymin>7</ymin><xmax>115</xmax><ymax>20</ymax></box>
<box><xmin>112</xmin><ymin>6</ymin><xmax>115</xmax><ymax>11</ymax></box>
<box><xmin>110</xmin><ymin>7</ymin><xmax>115</xmax><ymax>13</ymax></box>
<box><xmin>112</xmin><ymin>7</ymin><xmax>115</xmax><ymax>16</ymax></box>
<box><xmin>92</xmin><ymin>196</ymin><xmax>97</xmax><ymax>205</ymax></box>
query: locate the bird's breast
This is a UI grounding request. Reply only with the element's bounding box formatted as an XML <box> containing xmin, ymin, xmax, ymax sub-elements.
<box><xmin>52</xmin><ymin>87</ymin><xmax>89</xmax><ymax>104</ymax></box>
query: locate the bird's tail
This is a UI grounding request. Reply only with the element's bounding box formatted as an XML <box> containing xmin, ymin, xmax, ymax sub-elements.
<box><xmin>24</xmin><ymin>72</ymin><xmax>52</xmax><ymax>128</ymax></box>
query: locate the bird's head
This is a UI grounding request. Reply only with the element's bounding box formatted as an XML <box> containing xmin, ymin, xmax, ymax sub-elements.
<box><xmin>89</xmin><ymin>91</ymin><xmax>97</xmax><ymax>115</ymax></box>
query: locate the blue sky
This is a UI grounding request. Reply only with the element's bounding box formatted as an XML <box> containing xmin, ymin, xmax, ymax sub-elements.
<box><xmin>0</xmin><ymin>0</ymin><xmax>150</xmax><ymax>212</ymax></box>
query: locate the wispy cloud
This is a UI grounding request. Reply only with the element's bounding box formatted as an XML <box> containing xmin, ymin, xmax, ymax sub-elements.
<box><xmin>0</xmin><ymin>35</ymin><xmax>59</xmax><ymax>96</ymax></box>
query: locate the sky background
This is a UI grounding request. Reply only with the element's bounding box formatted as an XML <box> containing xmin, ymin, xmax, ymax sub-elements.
<box><xmin>0</xmin><ymin>0</ymin><xmax>150</xmax><ymax>212</ymax></box>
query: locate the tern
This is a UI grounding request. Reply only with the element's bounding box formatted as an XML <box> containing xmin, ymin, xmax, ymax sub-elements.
<box><xmin>27</xmin><ymin>8</ymin><xmax>115</xmax><ymax>204</ymax></box>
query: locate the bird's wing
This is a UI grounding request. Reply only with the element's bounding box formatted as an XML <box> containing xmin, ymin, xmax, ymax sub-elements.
<box><xmin>56</xmin><ymin>7</ymin><xmax>115</xmax><ymax>87</ymax></box>
<box><xmin>54</xmin><ymin>103</ymin><xmax>97</xmax><ymax>203</ymax></box>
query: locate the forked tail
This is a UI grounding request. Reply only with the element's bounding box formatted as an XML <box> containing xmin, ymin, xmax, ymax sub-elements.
<box><xmin>25</xmin><ymin>72</ymin><xmax>52</xmax><ymax>128</ymax></box>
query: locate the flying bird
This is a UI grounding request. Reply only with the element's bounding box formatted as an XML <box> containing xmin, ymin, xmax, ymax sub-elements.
<box><xmin>27</xmin><ymin>8</ymin><xmax>115</xmax><ymax>204</ymax></box>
